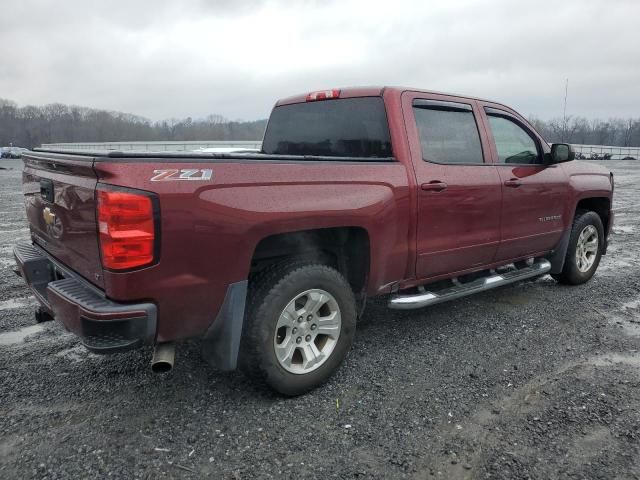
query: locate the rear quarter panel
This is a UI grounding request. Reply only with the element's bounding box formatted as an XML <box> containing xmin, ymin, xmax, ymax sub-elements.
<box><xmin>95</xmin><ymin>159</ymin><xmax>411</xmax><ymax>342</ymax></box>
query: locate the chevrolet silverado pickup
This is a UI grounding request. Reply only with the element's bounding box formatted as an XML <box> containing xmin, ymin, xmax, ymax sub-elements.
<box><xmin>14</xmin><ymin>87</ymin><xmax>614</xmax><ymax>395</ymax></box>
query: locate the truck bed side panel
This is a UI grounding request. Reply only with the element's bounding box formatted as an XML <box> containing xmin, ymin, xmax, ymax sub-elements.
<box><xmin>94</xmin><ymin>159</ymin><xmax>411</xmax><ymax>342</ymax></box>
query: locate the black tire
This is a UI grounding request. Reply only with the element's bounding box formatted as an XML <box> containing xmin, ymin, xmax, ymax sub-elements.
<box><xmin>551</xmin><ymin>210</ymin><xmax>604</xmax><ymax>285</ymax></box>
<box><xmin>239</xmin><ymin>261</ymin><xmax>357</xmax><ymax>396</ymax></box>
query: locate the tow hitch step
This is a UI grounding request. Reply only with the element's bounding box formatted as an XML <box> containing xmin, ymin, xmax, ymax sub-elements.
<box><xmin>389</xmin><ymin>258</ymin><xmax>551</xmax><ymax>310</ymax></box>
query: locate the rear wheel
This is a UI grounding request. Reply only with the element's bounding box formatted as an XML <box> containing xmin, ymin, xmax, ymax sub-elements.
<box><xmin>551</xmin><ymin>210</ymin><xmax>604</xmax><ymax>285</ymax></box>
<box><xmin>240</xmin><ymin>261</ymin><xmax>357</xmax><ymax>396</ymax></box>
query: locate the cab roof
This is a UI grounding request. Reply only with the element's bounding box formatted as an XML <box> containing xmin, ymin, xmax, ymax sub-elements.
<box><xmin>275</xmin><ymin>86</ymin><xmax>500</xmax><ymax>107</ymax></box>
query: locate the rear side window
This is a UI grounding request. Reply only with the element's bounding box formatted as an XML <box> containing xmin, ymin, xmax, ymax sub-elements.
<box><xmin>412</xmin><ymin>101</ymin><xmax>484</xmax><ymax>164</ymax></box>
<box><xmin>262</xmin><ymin>97</ymin><xmax>392</xmax><ymax>158</ymax></box>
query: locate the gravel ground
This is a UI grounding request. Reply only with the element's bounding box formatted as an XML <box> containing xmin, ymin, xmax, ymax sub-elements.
<box><xmin>1</xmin><ymin>159</ymin><xmax>639</xmax><ymax>479</ymax></box>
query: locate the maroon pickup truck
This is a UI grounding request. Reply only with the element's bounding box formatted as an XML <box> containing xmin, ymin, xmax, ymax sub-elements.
<box><xmin>14</xmin><ymin>87</ymin><xmax>614</xmax><ymax>395</ymax></box>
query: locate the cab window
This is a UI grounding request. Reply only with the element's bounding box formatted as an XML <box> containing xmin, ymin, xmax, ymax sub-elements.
<box><xmin>486</xmin><ymin>114</ymin><xmax>541</xmax><ymax>164</ymax></box>
<box><xmin>412</xmin><ymin>100</ymin><xmax>484</xmax><ymax>164</ymax></box>
<box><xmin>262</xmin><ymin>97</ymin><xmax>393</xmax><ymax>158</ymax></box>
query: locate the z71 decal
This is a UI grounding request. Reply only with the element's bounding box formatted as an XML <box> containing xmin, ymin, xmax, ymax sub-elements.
<box><xmin>150</xmin><ymin>169</ymin><xmax>213</xmax><ymax>182</ymax></box>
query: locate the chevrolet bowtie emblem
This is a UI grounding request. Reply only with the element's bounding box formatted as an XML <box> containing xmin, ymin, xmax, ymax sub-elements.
<box><xmin>42</xmin><ymin>207</ymin><xmax>56</xmax><ymax>226</ymax></box>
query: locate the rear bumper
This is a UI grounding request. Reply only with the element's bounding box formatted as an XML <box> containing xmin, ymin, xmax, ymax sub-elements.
<box><xmin>14</xmin><ymin>242</ymin><xmax>156</xmax><ymax>353</ymax></box>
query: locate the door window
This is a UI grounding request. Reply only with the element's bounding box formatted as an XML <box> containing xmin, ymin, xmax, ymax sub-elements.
<box><xmin>413</xmin><ymin>101</ymin><xmax>484</xmax><ymax>164</ymax></box>
<box><xmin>486</xmin><ymin>114</ymin><xmax>541</xmax><ymax>164</ymax></box>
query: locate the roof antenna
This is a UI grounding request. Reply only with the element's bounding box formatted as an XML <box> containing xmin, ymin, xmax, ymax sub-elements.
<box><xmin>562</xmin><ymin>78</ymin><xmax>569</xmax><ymax>142</ymax></box>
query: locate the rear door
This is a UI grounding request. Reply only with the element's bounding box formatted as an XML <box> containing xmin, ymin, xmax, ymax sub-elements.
<box><xmin>22</xmin><ymin>151</ymin><xmax>104</xmax><ymax>287</ymax></box>
<box><xmin>479</xmin><ymin>106</ymin><xmax>568</xmax><ymax>260</ymax></box>
<box><xmin>402</xmin><ymin>92</ymin><xmax>502</xmax><ymax>279</ymax></box>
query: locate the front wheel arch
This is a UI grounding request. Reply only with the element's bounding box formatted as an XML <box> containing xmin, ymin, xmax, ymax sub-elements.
<box><xmin>551</xmin><ymin>210</ymin><xmax>604</xmax><ymax>285</ymax></box>
<box><xmin>549</xmin><ymin>199</ymin><xmax>609</xmax><ymax>274</ymax></box>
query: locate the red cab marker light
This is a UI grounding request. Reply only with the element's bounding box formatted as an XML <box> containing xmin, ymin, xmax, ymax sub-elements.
<box><xmin>305</xmin><ymin>89</ymin><xmax>340</xmax><ymax>102</ymax></box>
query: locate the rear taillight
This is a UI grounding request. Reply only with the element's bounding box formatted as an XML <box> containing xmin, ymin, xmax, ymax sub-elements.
<box><xmin>97</xmin><ymin>189</ymin><xmax>157</xmax><ymax>270</ymax></box>
<box><xmin>305</xmin><ymin>89</ymin><xmax>340</xmax><ymax>101</ymax></box>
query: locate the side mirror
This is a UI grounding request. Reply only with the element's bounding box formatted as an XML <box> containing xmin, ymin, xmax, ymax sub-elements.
<box><xmin>549</xmin><ymin>143</ymin><xmax>575</xmax><ymax>164</ymax></box>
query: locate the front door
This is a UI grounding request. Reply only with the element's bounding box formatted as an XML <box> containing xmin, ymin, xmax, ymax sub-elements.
<box><xmin>480</xmin><ymin>106</ymin><xmax>568</xmax><ymax>261</ymax></box>
<box><xmin>402</xmin><ymin>93</ymin><xmax>502</xmax><ymax>280</ymax></box>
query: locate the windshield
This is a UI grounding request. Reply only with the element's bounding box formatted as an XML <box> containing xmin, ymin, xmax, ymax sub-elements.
<box><xmin>262</xmin><ymin>97</ymin><xmax>393</xmax><ymax>158</ymax></box>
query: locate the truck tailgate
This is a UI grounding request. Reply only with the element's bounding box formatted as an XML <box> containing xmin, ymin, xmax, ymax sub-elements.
<box><xmin>22</xmin><ymin>151</ymin><xmax>104</xmax><ymax>288</ymax></box>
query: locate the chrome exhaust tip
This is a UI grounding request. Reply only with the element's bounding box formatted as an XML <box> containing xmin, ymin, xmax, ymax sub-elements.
<box><xmin>151</xmin><ymin>343</ymin><xmax>175</xmax><ymax>373</ymax></box>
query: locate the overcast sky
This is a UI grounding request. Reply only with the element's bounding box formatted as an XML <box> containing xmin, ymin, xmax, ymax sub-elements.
<box><xmin>1</xmin><ymin>0</ymin><xmax>638</xmax><ymax>121</ymax></box>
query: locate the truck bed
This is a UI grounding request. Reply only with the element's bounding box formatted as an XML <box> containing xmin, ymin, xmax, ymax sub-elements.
<box><xmin>34</xmin><ymin>148</ymin><xmax>395</xmax><ymax>163</ymax></box>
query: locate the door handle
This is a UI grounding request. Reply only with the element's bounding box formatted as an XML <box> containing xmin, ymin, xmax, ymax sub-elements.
<box><xmin>421</xmin><ymin>181</ymin><xmax>448</xmax><ymax>192</ymax></box>
<box><xmin>504</xmin><ymin>178</ymin><xmax>523</xmax><ymax>188</ymax></box>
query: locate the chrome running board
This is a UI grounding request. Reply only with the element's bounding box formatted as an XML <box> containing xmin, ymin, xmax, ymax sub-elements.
<box><xmin>389</xmin><ymin>258</ymin><xmax>551</xmax><ymax>310</ymax></box>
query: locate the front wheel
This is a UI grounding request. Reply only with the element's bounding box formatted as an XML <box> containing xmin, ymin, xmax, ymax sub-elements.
<box><xmin>551</xmin><ymin>210</ymin><xmax>604</xmax><ymax>285</ymax></box>
<box><xmin>239</xmin><ymin>262</ymin><xmax>357</xmax><ymax>396</ymax></box>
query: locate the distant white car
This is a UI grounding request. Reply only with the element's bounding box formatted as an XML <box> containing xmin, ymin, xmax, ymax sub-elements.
<box><xmin>1</xmin><ymin>147</ymin><xmax>25</xmax><ymax>158</ymax></box>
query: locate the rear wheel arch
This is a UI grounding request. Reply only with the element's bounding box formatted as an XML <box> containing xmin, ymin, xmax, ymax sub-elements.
<box><xmin>249</xmin><ymin>227</ymin><xmax>371</xmax><ymax>299</ymax></box>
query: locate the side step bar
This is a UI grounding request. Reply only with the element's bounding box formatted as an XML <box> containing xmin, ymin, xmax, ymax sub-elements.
<box><xmin>389</xmin><ymin>259</ymin><xmax>551</xmax><ymax>310</ymax></box>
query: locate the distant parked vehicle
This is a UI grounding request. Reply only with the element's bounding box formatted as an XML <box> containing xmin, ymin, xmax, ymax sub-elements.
<box><xmin>1</xmin><ymin>147</ymin><xmax>24</xmax><ymax>158</ymax></box>
<box><xmin>9</xmin><ymin>147</ymin><xmax>24</xmax><ymax>158</ymax></box>
<box><xmin>622</xmin><ymin>156</ymin><xmax>637</xmax><ymax>160</ymax></box>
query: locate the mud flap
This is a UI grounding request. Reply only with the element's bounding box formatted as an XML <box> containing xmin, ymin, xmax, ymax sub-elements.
<box><xmin>201</xmin><ymin>280</ymin><xmax>248</xmax><ymax>371</ymax></box>
<box><xmin>547</xmin><ymin>228</ymin><xmax>571</xmax><ymax>274</ymax></box>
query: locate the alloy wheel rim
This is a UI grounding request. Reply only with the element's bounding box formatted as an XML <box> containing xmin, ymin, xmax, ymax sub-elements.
<box><xmin>575</xmin><ymin>224</ymin><xmax>599</xmax><ymax>273</ymax></box>
<box><xmin>273</xmin><ymin>288</ymin><xmax>341</xmax><ymax>374</ymax></box>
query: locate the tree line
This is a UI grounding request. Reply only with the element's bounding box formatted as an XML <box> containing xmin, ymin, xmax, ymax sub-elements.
<box><xmin>527</xmin><ymin>116</ymin><xmax>639</xmax><ymax>147</ymax></box>
<box><xmin>0</xmin><ymin>99</ymin><xmax>267</xmax><ymax>148</ymax></box>
<box><xmin>1</xmin><ymin>98</ymin><xmax>638</xmax><ymax>148</ymax></box>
